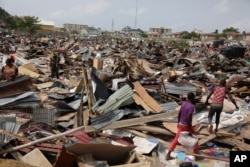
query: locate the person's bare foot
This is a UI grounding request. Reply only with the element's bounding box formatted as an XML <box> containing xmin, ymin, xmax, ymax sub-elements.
<box><xmin>209</xmin><ymin>125</ymin><xmax>213</xmax><ymax>134</ymax></box>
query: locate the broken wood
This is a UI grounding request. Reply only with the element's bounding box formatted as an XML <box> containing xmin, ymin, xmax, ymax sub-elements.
<box><xmin>133</xmin><ymin>81</ymin><xmax>163</xmax><ymax>112</ymax></box>
<box><xmin>125</xmin><ymin>125</ymin><xmax>174</xmax><ymax>136</ymax></box>
<box><xmin>85</xmin><ymin>110</ymin><xmax>178</xmax><ymax>133</ymax></box>
<box><xmin>0</xmin><ymin>126</ymin><xmax>86</xmax><ymax>155</ymax></box>
<box><xmin>124</xmin><ymin>129</ymin><xmax>229</xmax><ymax>162</ymax></box>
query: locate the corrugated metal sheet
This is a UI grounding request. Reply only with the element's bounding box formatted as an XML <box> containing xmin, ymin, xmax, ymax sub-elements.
<box><xmin>160</xmin><ymin>102</ymin><xmax>179</xmax><ymax>112</ymax></box>
<box><xmin>91</xmin><ymin>109</ymin><xmax>137</xmax><ymax>130</ymax></box>
<box><xmin>0</xmin><ymin>92</ymin><xmax>34</xmax><ymax>106</ymax></box>
<box><xmin>163</xmin><ymin>81</ymin><xmax>196</xmax><ymax>95</ymax></box>
<box><xmin>93</xmin><ymin>84</ymin><xmax>134</xmax><ymax>114</ymax></box>
<box><xmin>0</xmin><ymin>121</ymin><xmax>21</xmax><ymax>143</ymax></box>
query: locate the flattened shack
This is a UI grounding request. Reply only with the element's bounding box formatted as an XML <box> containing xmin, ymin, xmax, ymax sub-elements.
<box><xmin>0</xmin><ymin>33</ymin><xmax>250</xmax><ymax>167</ymax></box>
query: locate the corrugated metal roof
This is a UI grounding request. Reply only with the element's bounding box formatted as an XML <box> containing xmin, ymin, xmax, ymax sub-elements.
<box><xmin>163</xmin><ymin>81</ymin><xmax>196</xmax><ymax>95</ymax></box>
<box><xmin>94</xmin><ymin>84</ymin><xmax>134</xmax><ymax>114</ymax></box>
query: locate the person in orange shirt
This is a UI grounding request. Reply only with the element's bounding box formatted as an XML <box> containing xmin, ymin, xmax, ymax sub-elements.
<box><xmin>1</xmin><ymin>58</ymin><xmax>18</xmax><ymax>80</ymax></box>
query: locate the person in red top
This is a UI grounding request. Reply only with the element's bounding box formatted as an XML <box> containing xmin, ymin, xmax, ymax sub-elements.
<box><xmin>205</xmin><ymin>79</ymin><xmax>239</xmax><ymax>133</ymax></box>
<box><xmin>166</xmin><ymin>92</ymin><xmax>199</xmax><ymax>160</ymax></box>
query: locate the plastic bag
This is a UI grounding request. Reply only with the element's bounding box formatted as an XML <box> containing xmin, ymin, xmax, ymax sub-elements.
<box><xmin>178</xmin><ymin>131</ymin><xmax>198</xmax><ymax>147</ymax></box>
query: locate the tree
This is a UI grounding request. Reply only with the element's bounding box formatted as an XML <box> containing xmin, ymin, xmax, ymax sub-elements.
<box><xmin>180</xmin><ymin>31</ymin><xmax>200</xmax><ymax>40</ymax></box>
<box><xmin>19</xmin><ymin>16</ymin><xmax>40</xmax><ymax>34</ymax></box>
<box><xmin>222</xmin><ymin>27</ymin><xmax>239</xmax><ymax>33</ymax></box>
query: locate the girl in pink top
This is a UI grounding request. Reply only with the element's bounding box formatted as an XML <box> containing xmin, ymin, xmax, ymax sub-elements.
<box><xmin>205</xmin><ymin>79</ymin><xmax>238</xmax><ymax>133</ymax></box>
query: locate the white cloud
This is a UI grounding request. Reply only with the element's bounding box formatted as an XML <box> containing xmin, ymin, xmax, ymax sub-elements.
<box><xmin>231</xmin><ymin>19</ymin><xmax>250</xmax><ymax>32</ymax></box>
<box><xmin>214</xmin><ymin>0</ymin><xmax>230</xmax><ymax>13</ymax></box>
<box><xmin>49</xmin><ymin>0</ymin><xmax>109</xmax><ymax>19</ymax></box>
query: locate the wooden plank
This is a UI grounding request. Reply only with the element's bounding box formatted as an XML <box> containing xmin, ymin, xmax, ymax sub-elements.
<box><xmin>133</xmin><ymin>93</ymin><xmax>152</xmax><ymax>112</ymax></box>
<box><xmin>216</xmin><ymin>138</ymin><xmax>250</xmax><ymax>151</ymax></box>
<box><xmin>35</xmin><ymin>82</ymin><xmax>54</xmax><ymax>89</ymax></box>
<box><xmin>126</xmin><ymin>125</ymin><xmax>174</xmax><ymax>136</ymax></box>
<box><xmin>162</xmin><ymin>122</ymin><xmax>178</xmax><ymax>134</ymax></box>
<box><xmin>133</xmin><ymin>81</ymin><xmax>162</xmax><ymax>113</ymax></box>
<box><xmin>84</xmin><ymin>110</ymin><xmax>178</xmax><ymax>133</ymax></box>
<box><xmin>124</xmin><ymin>129</ymin><xmax>229</xmax><ymax>162</ymax></box>
<box><xmin>199</xmin><ymin>134</ymin><xmax>217</xmax><ymax>145</ymax></box>
<box><xmin>56</xmin><ymin>112</ymin><xmax>75</xmax><ymax>121</ymax></box>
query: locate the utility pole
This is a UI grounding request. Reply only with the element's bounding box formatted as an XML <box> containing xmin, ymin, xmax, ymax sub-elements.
<box><xmin>134</xmin><ymin>0</ymin><xmax>138</xmax><ymax>29</ymax></box>
<box><xmin>112</xmin><ymin>18</ymin><xmax>114</xmax><ymax>32</ymax></box>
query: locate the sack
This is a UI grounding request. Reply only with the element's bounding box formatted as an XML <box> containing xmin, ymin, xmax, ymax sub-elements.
<box><xmin>178</xmin><ymin>131</ymin><xmax>198</xmax><ymax>147</ymax></box>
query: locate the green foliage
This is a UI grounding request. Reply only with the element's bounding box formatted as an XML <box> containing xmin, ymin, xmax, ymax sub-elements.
<box><xmin>167</xmin><ymin>39</ymin><xmax>189</xmax><ymax>48</ymax></box>
<box><xmin>180</xmin><ymin>31</ymin><xmax>200</xmax><ymax>40</ymax></box>
<box><xmin>215</xmin><ymin>33</ymin><xmax>227</xmax><ymax>40</ymax></box>
<box><xmin>1</xmin><ymin>7</ymin><xmax>40</xmax><ymax>34</ymax></box>
<box><xmin>222</xmin><ymin>27</ymin><xmax>239</xmax><ymax>33</ymax></box>
<box><xmin>0</xmin><ymin>7</ymin><xmax>11</xmax><ymax>20</ymax></box>
<box><xmin>139</xmin><ymin>32</ymin><xmax>147</xmax><ymax>38</ymax></box>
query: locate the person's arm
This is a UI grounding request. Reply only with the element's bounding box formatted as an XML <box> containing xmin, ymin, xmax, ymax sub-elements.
<box><xmin>226</xmin><ymin>88</ymin><xmax>239</xmax><ymax>109</ymax></box>
<box><xmin>205</xmin><ymin>89</ymin><xmax>214</xmax><ymax>104</ymax></box>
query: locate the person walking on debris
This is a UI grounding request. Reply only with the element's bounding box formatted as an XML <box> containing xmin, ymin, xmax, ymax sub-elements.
<box><xmin>166</xmin><ymin>92</ymin><xmax>199</xmax><ymax>160</ymax></box>
<box><xmin>50</xmin><ymin>51</ymin><xmax>60</xmax><ymax>80</ymax></box>
<box><xmin>205</xmin><ymin>79</ymin><xmax>239</xmax><ymax>134</ymax></box>
<box><xmin>1</xmin><ymin>58</ymin><xmax>18</xmax><ymax>81</ymax></box>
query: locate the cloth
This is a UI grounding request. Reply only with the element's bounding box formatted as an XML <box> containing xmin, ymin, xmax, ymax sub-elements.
<box><xmin>212</xmin><ymin>86</ymin><xmax>226</xmax><ymax>104</ymax></box>
<box><xmin>168</xmin><ymin>124</ymin><xmax>199</xmax><ymax>154</ymax></box>
<box><xmin>179</xmin><ymin>101</ymin><xmax>195</xmax><ymax>126</ymax></box>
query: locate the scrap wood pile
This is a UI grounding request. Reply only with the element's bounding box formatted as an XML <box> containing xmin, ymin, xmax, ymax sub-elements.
<box><xmin>0</xmin><ymin>35</ymin><xmax>250</xmax><ymax>167</ymax></box>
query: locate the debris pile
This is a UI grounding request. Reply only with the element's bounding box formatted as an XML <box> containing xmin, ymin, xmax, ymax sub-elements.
<box><xmin>0</xmin><ymin>35</ymin><xmax>250</xmax><ymax>167</ymax></box>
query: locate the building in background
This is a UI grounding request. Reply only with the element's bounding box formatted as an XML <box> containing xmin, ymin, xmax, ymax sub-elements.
<box><xmin>63</xmin><ymin>23</ymin><xmax>88</xmax><ymax>35</ymax></box>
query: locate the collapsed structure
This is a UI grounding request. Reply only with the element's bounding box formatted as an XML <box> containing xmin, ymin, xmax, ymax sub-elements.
<box><xmin>0</xmin><ymin>35</ymin><xmax>250</xmax><ymax>167</ymax></box>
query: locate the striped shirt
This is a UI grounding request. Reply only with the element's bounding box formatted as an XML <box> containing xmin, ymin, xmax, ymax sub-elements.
<box><xmin>212</xmin><ymin>86</ymin><xmax>226</xmax><ymax>104</ymax></box>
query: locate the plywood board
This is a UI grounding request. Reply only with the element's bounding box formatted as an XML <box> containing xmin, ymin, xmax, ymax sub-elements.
<box><xmin>133</xmin><ymin>93</ymin><xmax>152</xmax><ymax>112</ymax></box>
<box><xmin>133</xmin><ymin>81</ymin><xmax>162</xmax><ymax>113</ymax></box>
<box><xmin>18</xmin><ymin>66</ymin><xmax>40</xmax><ymax>78</ymax></box>
<box><xmin>162</xmin><ymin>122</ymin><xmax>178</xmax><ymax>134</ymax></box>
<box><xmin>22</xmin><ymin>63</ymin><xmax>38</xmax><ymax>73</ymax></box>
<box><xmin>35</xmin><ymin>82</ymin><xmax>54</xmax><ymax>89</ymax></box>
<box><xmin>21</xmin><ymin>148</ymin><xmax>52</xmax><ymax>167</ymax></box>
<box><xmin>56</xmin><ymin>112</ymin><xmax>75</xmax><ymax>121</ymax></box>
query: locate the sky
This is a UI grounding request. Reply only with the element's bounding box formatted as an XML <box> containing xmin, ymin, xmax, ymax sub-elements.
<box><xmin>1</xmin><ymin>0</ymin><xmax>250</xmax><ymax>33</ymax></box>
